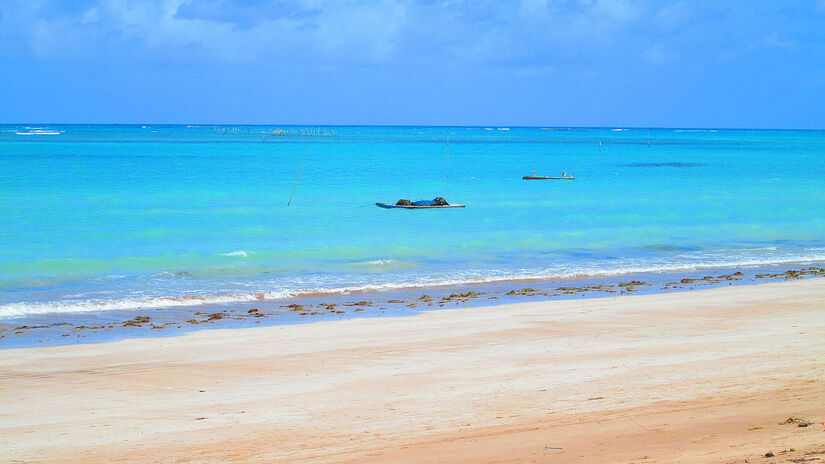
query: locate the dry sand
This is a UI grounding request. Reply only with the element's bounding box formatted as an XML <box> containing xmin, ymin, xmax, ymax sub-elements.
<box><xmin>1</xmin><ymin>279</ymin><xmax>824</xmax><ymax>463</ymax></box>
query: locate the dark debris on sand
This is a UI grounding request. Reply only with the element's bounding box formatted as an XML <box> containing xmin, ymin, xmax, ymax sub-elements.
<box><xmin>6</xmin><ymin>265</ymin><xmax>824</xmax><ymax>344</ymax></box>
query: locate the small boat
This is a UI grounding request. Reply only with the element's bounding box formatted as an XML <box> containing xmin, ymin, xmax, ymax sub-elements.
<box><xmin>376</xmin><ymin>203</ymin><xmax>465</xmax><ymax>209</ymax></box>
<box><xmin>522</xmin><ymin>175</ymin><xmax>575</xmax><ymax>180</ymax></box>
<box><xmin>377</xmin><ymin>197</ymin><xmax>464</xmax><ymax>209</ymax></box>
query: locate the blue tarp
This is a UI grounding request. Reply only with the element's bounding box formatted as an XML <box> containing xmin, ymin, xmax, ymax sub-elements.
<box><xmin>412</xmin><ymin>200</ymin><xmax>438</xmax><ymax>206</ymax></box>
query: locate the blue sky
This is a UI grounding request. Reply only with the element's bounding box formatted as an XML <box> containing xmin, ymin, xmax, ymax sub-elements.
<box><xmin>1</xmin><ymin>0</ymin><xmax>824</xmax><ymax>127</ymax></box>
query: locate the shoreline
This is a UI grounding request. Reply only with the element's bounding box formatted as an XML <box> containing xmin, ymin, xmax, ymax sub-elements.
<box><xmin>1</xmin><ymin>279</ymin><xmax>824</xmax><ymax>462</ymax></box>
<box><xmin>6</xmin><ymin>255</ymin><xmax>825</xmax><ymax>314</ymax></box>
<box><xmin>2</xmin><ymin>262</ymin><xmax>823</xmax><ymax>349</ymax></box>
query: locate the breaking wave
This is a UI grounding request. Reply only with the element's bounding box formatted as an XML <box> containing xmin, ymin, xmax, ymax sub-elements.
<box><xmin>220</xmin><ymin>250</ymin><xmax>248</xmax><ymax>257</ymax></box>
<box><xmin>1</xmin><ymin>251</ymin><xmax>823</xmax><ymax>318</ymax></box>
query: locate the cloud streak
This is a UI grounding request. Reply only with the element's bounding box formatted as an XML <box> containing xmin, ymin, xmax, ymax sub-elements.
<box><xmin>2</xmin><ymin>0</ymin><xmax>822</xmax><ymax>69</ymax></box>
<box><xmin>0</xmin><ymin>0</ymin><xmax>722</xmax><ymax>67</ymax></box>
<box><xmin>0</xmin><ymin>0</ymin><xmax>823</xmax><ymax>126</ymax></box>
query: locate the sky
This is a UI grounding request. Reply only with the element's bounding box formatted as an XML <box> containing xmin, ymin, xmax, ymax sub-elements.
<box><xmin>1</xmin><ymin>0</ymin><xmax>824</xmax><ymax>128</ymax></box>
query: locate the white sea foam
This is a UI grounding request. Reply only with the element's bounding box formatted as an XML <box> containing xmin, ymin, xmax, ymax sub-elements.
<box><xmin>0</xmin><ymin>291</ymin><xmax>293</xmax><ymax>317</ymax></box>
<box><xmin>2</xmin><ymin>253</ymin><xmax>823</xmax><ymax>318</ymax></box>
<box><xmin>356</xmin><ymin>259</ymin><xmax>409</xmax><ymax>266</ymax></box>
<box><xmin>16</xmin><ymin>131</ymin><xmax>63</xmax><ymax>135</ymax></box>
<box><xmin>725</xmin><ymin>246</ymin><xmax>778</xmax><ymax>253</ymax></box>
<box><xmin>220</xmin><ymin>250</ymin><xmax>248</xmax><ymax>257</ymax></box>
<box><xmin>344</xmin><ymin>259</ymin><xmax>417</xmax><ymax>270</ymax></box>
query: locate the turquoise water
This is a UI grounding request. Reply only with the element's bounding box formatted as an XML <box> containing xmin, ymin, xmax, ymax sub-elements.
<box><xmin>1</xmin><ymin>125</ymin><xmax>823</xmax><ymax>317</ymax></box>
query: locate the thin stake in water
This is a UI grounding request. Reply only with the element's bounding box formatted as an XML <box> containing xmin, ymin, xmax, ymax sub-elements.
<box><xmin>287</xmin><ymin>149</ymin><xmax>310</xmax><ymax>207</ymax></box>
<box><xmin>445</xmin><ymin>137</ymin><xmax>450</xmax><ymax>180</ymax></box>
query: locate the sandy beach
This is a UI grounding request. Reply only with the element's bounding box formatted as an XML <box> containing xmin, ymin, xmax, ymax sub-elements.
<box><xmin>2</xmin><ymin>278</ymin><xmax>824</xmax><ymax>463</ymax></box>
<box><xmin>6</xmin><ymin>3</ymin><xmax>825</xmax><ymax>463</ymax></box>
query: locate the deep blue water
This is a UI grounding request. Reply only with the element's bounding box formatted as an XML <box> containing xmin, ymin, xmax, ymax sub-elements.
<box><xmin>1</xmin><ymin>124</ymin><xmax>823</xmax><ymax>317</ymax></box>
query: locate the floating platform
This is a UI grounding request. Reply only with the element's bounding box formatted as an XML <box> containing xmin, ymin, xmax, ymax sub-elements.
<box><xmin>522</xmin><ymin>176</ymin><xmax>575</xmax><ymax>180</ymax></box>
<box><xmin>376</xmin><ymin>203</ymin><xmax>466</xmax><ymax>209</ymax></box>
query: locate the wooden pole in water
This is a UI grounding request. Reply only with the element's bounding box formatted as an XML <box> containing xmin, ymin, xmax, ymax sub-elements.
<box><xmin>445</xmin><ymin>137</ymin><xmax>450</xmax><ymax>180</ymax></box>
<box><xmin>287</xmin><ymin>149</ymin><xmax>310</xmax><ymax>207</ymax></box>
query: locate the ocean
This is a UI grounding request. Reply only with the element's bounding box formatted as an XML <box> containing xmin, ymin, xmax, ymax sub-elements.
<box><xmin>1</xmin><ymin>124</ymin><xmax>824</xmax><ymax>320</ymax></box>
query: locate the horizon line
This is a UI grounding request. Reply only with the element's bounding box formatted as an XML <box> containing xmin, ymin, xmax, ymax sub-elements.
<box><xmin>2</xmin><ymin>122</ymin><xmax>824</xmax><ymax>131</ymax></box>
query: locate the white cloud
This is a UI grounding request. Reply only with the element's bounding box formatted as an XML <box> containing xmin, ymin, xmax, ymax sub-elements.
<box><xmin>313</xmin><ymin>0</ymin><xmax>408</xmax><ymax>62</ymax></box>
<box><xmin>0</xmin><ymin>0</ymin><xmax>819</xmax><ymax>71</ymax></box>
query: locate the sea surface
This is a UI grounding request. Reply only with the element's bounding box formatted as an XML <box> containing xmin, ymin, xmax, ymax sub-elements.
<box><xmin>1</xmin><ymin>125</ymin><xmax>824</xmax><ymax>320</ymax></box>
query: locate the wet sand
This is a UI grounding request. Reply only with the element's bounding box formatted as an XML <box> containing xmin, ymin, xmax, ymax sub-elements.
<box><xmin>4</xmin><ymin>264</ymin><xmax>822</xmax><ymax>349</ymax></box>
<box><xmin>1</xmin><ymin>279</ymin><xmax>824</xmax><ymax>463</ymax></box>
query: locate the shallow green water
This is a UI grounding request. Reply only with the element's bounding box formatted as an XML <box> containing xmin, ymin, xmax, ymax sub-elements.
<box><xmin>1</xmin><ymin>125</ymin><xmax>823</xmax><ymax>316</ymax></box>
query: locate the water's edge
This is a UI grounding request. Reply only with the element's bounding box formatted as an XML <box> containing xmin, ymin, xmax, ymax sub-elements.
<box><xmin>2</xmin><ymin>261</ymin><xmax>821</xmax><ymax>350</ymax></box>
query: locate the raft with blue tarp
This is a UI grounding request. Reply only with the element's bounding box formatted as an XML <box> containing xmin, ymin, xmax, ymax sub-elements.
<box><xmin>376</xmin><ymin>197</ymin><xmax>465</xmax><ymax>209</ymax></box>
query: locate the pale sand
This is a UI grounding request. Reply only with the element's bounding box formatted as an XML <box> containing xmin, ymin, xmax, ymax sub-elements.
<box><xmin>1</xmin><ymin>279</ymin><xmax>824</xmax><ymax>463</ymax></box>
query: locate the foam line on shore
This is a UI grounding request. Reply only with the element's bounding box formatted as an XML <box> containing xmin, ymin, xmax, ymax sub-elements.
<box><xmin>2</xmin><ymin>256</ymin><xmax>823</xmax><ymax>317</ymax></box>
